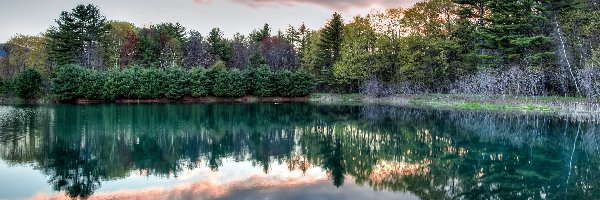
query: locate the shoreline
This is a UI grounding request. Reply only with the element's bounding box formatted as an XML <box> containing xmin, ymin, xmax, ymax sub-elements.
<box><xmin>3</xmin><ymin>93</ymin><xmax>600</xmax><ymax>115</ymax></box>
<box><xmin>0</xmin><ymin>96</ymin><xmax>310</xmax><ymax>105</ymax></box>
<box><xmin>309</xmin><ymin>93</ymin><xmax>600</xmax><ymax>115</ymax></box>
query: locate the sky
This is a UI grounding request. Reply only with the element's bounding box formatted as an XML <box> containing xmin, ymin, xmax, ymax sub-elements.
<box><xmin>0</xmin><ymin>0</ymin><xmax>420</xmax><ymax>43</ymax></box>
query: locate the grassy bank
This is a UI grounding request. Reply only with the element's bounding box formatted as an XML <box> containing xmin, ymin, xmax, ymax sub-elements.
<box><xmin>0</xmin><ymin>96</ymin><xmax>309</xmax><ymax>105</ymax></box>
<box><xmin>310</xmin><ymin>93</ymin><xmax>600</xmax><ymax>114</ymax></box>
<box><xmin>3</xmin><ymin>92</ymin><xmax>599</xmax><ymax>116</ymax></box>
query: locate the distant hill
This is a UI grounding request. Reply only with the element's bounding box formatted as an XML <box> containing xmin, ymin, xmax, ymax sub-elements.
<box><xmin>0</xmin><ymin>45</ymin><xmax>7</xmax><ymax>58</ymax></box>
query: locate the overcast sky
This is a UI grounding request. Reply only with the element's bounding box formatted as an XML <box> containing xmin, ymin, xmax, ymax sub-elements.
<box><xmin>0</xmin><ymin>0</ymin><xmax>420</xmax><ymax>43</ymax></box>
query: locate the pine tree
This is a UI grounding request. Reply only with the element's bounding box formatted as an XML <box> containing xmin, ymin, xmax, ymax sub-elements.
<box><xmin>250</xmin><ymin>23</ymin><xmax>271</xmax><ymax>43</ymax></box>
<box><xmin>332</xmin><ymin>16</ymin><xmax>376</xmax><ymax>92</ymax></box>
<box><xmin>47</xmin><ymin>4</ymin><xmax>108</xmax><ymax>68</ymax></box>
<box><xmin>207</xmin><ymin>28</ymin><xmax>233</xmax><ymax>63</ymax></box>
<box><xmin>480</xmin><ymin>0</ymin><xmax>554</xmax><ymax>67</ymax></box>
<box><xmin>315</xmin><ymin>12</ymin><xmax>344</xmax><ymax>89</ymax></box>
<box><xmin>451</xmin><ymin>0</ymin><xmax>483</xmax><ymax>76</ymax></box>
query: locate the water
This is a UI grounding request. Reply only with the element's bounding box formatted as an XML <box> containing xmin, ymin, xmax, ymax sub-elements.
<box><xmin>0</xmin><ymin>103</ymin><xmax>598</xmax><ymax>200</ymax></box>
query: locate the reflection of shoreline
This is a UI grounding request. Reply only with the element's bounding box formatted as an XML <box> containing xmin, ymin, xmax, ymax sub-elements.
<box><xmin>28</xmin><ymin>160</ymin><xmax>327</xmax><ymax>199</ymax></box>
<box><xmin>28</xmin><ymin>160</ymin><xmax>417</xmax><ymax>200</ymax></box>
<box><xmin>0</xmin><ymin>104</ymin><xmax>598</xmax><ymax>199</ymax></box>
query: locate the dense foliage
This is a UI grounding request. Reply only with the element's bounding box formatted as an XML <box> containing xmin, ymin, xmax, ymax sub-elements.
<box><xmin>13</xmin><ymin>69</ymin><xmax>43</xmax><ymax>100</ymax></box>
<box><xmin>1</xmin><ymin>0</ymin><xmax>600</xmax><ymax>99</ymax></box>
<box><xmin>51</xmin><ymin>64</ymin><xmax>315</xmax><ymax>101</ymax></box>
<box><xmin>0</xmin><ymin>78</ymin><xmax>10</xmax><ymax>97</ymax></box>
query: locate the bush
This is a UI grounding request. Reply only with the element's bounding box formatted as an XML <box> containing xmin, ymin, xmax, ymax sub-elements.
<box><xmin>361</xmin><ymin>76</ymin><xmax>394</xmax><ymax>98</ymax></box>
<box><xmin>253</xmin><ymin>65</ymin><xmax>275</xmax><ymax>96</ymax></box>
<box><xmin>14</xmin><ymin>69</ymin><xmax>44</xmax><ymax>100</ymax></box>
<box><xmin>50</xmin><ymin>63</ymin><xmax>316</xmax><ymax>101</ymax></box>
<box><xmin>164</xmin><ymin>67</ymin><xmax>188</xmax><ymax>99</ymax></box>
<box><xmin>52</xmin><ymin>64</ymin><xmax>86</xmax><ymax>101</ymax></box>
<box><xmin>289</xmin><ymin>70</ymin><xmax>316</xmax><ymax>97</ymax></box>
<box><xmin>139</xmin><ymin>68</ymin><xmax>165</xmax><ymax>99</ymax></box>
<box><xmin>240</xmin><ymin>69</ymin><xmax>253</xmax><ymax>95</ymax></box>
<box><xmin>102</xmin><ymin>69</ymin><xmax>121</xmax><ymax>100</ymax></box>
<box><xmin>79</xmin><ymin>69</ymin><xmax>105</xmax><ymax>99</ymax></box>
<box><xmin>212</xmin><ymin>68</ymin><xmax>246</xmax><ymax>97</ymax></box>
<box><xmin>275</xmin><ymin>70</ymin><xmax>293</xmax><ymax>97</ymax></box>
<box><xmin>119</xmin><ymin>67</ymin><xmax>144</xmax><ymax>98</ymax></box>
<box><xmin>0</xmin><ymin>78</ymin><xmax>11</xmax><ymax>97</ymax></box>
<box><xmin>189</xmin><ymin>67</ymin><xmax>210</xmax><ymax>97</ymax></box>
<box><xmin>229</xmin><ymin>69</ymin><xmax>248</xmax><ymax>97</ymax></box>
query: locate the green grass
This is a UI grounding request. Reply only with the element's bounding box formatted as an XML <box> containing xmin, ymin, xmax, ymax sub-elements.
<box><xmin>310</xmin><ymin>93</ymin><xmax>362</xmax><ymax>103</ymax></box>
<box><xmin>311</xmin><ymin>93</ymin><xmax>570</xmax><ymax>112</ymax></box>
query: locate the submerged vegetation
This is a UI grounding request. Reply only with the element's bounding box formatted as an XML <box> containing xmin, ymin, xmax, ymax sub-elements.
<box><xmin>0</xmin><ymin>0</ymin><xmax>599</xmax><ymax>102</ymax></box>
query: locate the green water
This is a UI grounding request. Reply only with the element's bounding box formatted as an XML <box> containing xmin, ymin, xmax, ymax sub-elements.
<box><xmin>0</xmin><ymin>103</ymin><xmax>598</xmax><ymax>199</ymax></box>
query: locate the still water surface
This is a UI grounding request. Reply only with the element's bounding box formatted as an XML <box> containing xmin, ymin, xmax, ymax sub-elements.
<box><xmin>0</xmin><ymin>103</ymin><xmax>598</xmax><ymax>199</ymax></box>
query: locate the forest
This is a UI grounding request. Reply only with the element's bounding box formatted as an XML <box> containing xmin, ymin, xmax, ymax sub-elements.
<box><xmin>0</xmin><ymin>0</ymin><xmax>599</xmax><ymax>101</ymax></box>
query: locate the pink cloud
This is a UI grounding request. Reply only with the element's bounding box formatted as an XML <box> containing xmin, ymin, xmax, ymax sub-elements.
<box><xmin>30</xmin><ymin>171</ymin><xmax>330</xmax><ymax>200</ymax></box>
<box><xmin>193</xmin><ymin>0</ymin><xmax>212</xmax><ymax>4</ymax></box>
<box><xmin>197</xmin><ymin>0</ymin><xmax>421</xmax><ymax>11</ymax></box>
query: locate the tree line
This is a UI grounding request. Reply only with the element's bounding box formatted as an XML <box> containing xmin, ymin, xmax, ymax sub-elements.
<box><xmin>0</xmin><ymin>0</ymin><xmax>599</xmax><ymax>100</ymax></box>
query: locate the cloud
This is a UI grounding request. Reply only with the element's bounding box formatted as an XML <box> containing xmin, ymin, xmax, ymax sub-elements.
<box><xmin>30</xmin><ymin>171</ymin><xmax>331</xmax><ymax>200</ymax></box>
<box><xmin>198</xmin><ymin>0</ymin><xmax>420</xmax><ymax>11</ymax></box>
<box><xmin>193</xmin><ymin>0</ymin><xmax>212</xmax><ymax>4</ymax></box>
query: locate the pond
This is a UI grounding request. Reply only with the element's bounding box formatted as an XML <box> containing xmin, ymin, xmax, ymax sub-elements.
<box><xmin>0</xmin><ymin>103</ymin><xmax>598</xmax><ymax>199</ymax></box>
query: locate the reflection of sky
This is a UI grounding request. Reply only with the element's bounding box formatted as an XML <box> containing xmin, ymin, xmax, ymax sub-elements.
<box><xmin>0</xmin><ymin>158</ymin><xmax>418</xmax><ymax>200</ymax></box>
<box><xmin>0</xmin><ymin>161</ymin><xmax>56</xmax><ymax>199</ymax></box>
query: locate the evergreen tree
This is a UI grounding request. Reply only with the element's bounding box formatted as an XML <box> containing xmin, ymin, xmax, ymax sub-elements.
<box><xmin>449</xmin><ymin>0</ymin><xmax>482</xmax><ymax>78</ymax></box>
<box><xmin>250</xmin><ymin>23</ymin><xmax>272</xmax><ymax>43</ymax></box>
<box><xmin>333</xmin><ymin>16</ymin><xmax>376</xmax><ymax>92</ymax></box>
<box><xmin>135</xmin><ymin>27</ymin><xmax>161</xmax><ymax>67</ymax></box>
<box><xmin>297</xmin><ymin>23</ymin><xmax>309</xmax><ymax>64</ymax></box>
<box><xmin>249</xmin><ymin>51</ymin><xmax>266</xmax><ymax>69</ymax></box>
<box><xmin>480</xmin><ymin>0</ymin><xmax>554</xmax><ymax>66</ymax></box>
<box><xmin>315</xmin><ymin>13</ymin><xmax>344</xmax><ymax>89</ymax></box>
<box><xmin>207</xmin><ymin>28</ymin><xmax>233</xmax><ymax>63</ymax></box>
<box><xmin>47</xmin><ymin>4</ymin><xmax>108</xmax><ymax>68</ymax></box>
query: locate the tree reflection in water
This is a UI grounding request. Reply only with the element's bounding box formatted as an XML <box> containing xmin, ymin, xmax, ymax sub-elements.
<box><xmin>0</xmin><ymin>103</ymin><xmax>598</xmax><ymax>199</ymax></box>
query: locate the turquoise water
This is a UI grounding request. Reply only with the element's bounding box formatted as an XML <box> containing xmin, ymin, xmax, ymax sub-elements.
<box><xmin>0</xmin><ymin>103</ymin><xmax>597</xmax><ymax>199</ymax></box>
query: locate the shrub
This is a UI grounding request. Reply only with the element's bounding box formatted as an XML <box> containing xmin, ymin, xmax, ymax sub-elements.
<box><xmin>189</xmin><ymin>67</ymin><xmax>210</xmax><ymax>97</ymax></box>
<box><xmin>212</xmin><ymin>68</ymin><xmax>246</xmax><ymax>97</ymax></box>
<box><xmin>228</xmin><ymin>69</ymin><xmax>248</xmax><ymax>97</ymax></box>
<box><xmin>52</xmin><ymin>64</ymin><xmax>86</xmax><ymax>101</ymax></box>
<box><xmin>139</xmin><ymin>68</ymin><xmax>165</xmax><ymax>99</ymax></box>
<box><xmin>79</xmin><ymin>69</ymin><xmax>105</xmax><ymax>99</ymax></box>
<box><xmin>361</xmin><ymin>76</ymin><xmax>394</xmax><ymax>98</ymax></box>
<box><xmin>275</xmin><ymin>70</ymin><xmax>293</xmax><ymax>97</ymax></box>
<box><xmin>240</xmin><ymin>69</ymin><xmax>254</xmax><ymax>95</ymax></box>
<box><xmin>119</xmin><ymin>67</ymin><xmax>143</xmax><ymax>98</ymax></box>
<box><xmin>50</xmin><ymin>63</ymin><xmax>316</xmax><ymax>101</ymax></box>
<box><xmin>14</xmin><ymin>69</ymin><xmax>44</xmax><ymax>100</ymax></box>
<box><xmin>164</xmin><ymin>67</ymin><xmax>188</xmax><ymax>99</ymax></box>
<box><xmin>212</xmin><ymin>69</ymin><xmax>230</xmax><ymax>97</ymax></box>
<box><xmin>206</xmin><ymin>61</ymin><xmax>226</xmax><ymax>94</ymax></box>
<box><xmin>102</xmin><ymin>69</ymin><xmax>121</xmax><ymax>100</ymax></box>
<box><xmin>289</xmin><ymin>70</ymin><xmax>315</xmax><ymax>97</ymax></box>
<box><xmin>0</xmin><ymin>78</ymin><xmax>11</xmax><ymax>97</ymax></box>
<box><xmin>253</xmin><ymin>65</ymin><xmax>275</xmax><ymax>96</ymax></box>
